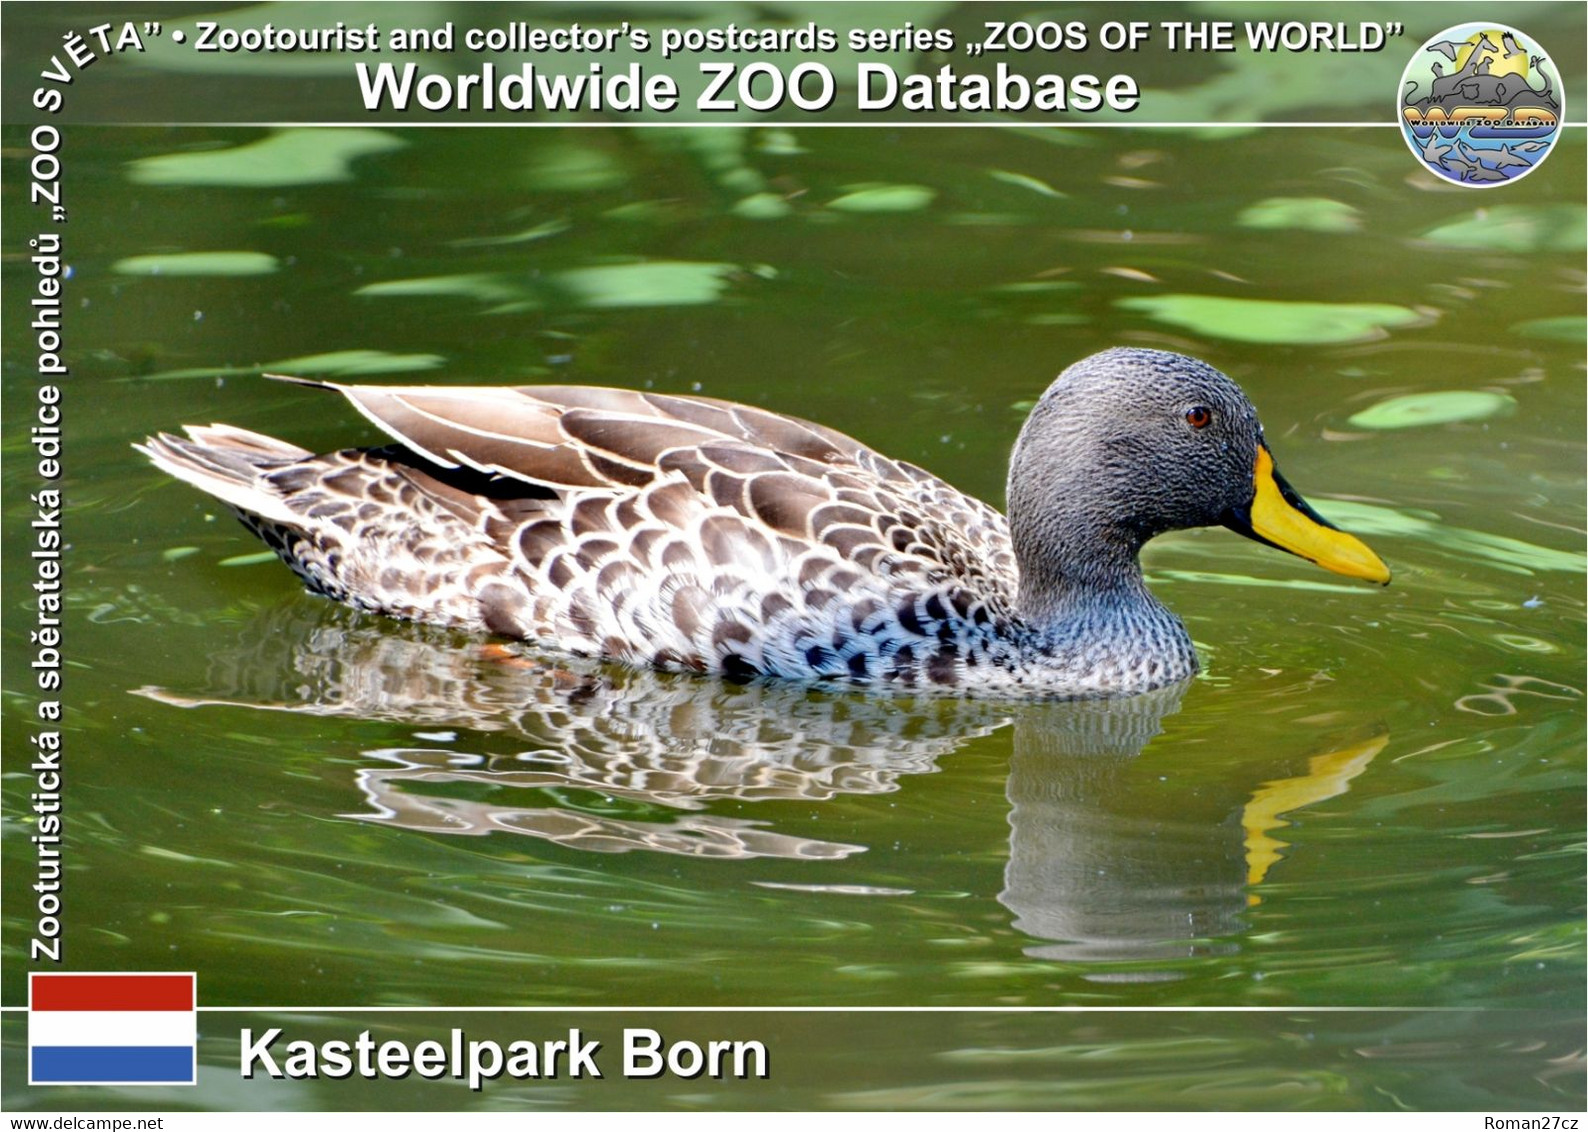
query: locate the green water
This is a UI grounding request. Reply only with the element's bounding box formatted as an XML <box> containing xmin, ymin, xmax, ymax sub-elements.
<box><xmin>3</xmin><ymin>117</ymin><xmax>1583</xmax><ymax>1110</ymax></box>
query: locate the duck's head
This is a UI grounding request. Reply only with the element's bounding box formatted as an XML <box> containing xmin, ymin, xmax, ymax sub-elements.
<box><xmin>1007</xmin><ymin>348</ymin><xmax>1389</xmax><ymax>613</ymax></box>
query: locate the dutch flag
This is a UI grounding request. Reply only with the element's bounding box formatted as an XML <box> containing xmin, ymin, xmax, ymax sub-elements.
<box><xmin>29</xmin><ymin>972</ymin><xmax>197</xmax><ymax>1086</ymax></box>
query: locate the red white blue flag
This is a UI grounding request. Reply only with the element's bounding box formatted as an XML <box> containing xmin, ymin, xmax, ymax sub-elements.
<box><xmin>29</xmin><ymin>972</ymin><xmax>197</xmax><ymax>1086</ymax></box>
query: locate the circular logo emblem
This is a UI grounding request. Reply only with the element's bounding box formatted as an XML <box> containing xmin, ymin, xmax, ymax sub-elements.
<box><xmin>1399</xmin><ymin>23</ymin><xmax>1563</xmax><ymax>187</ymax></box>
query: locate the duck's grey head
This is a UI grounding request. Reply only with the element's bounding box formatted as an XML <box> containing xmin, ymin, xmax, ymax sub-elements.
<box><xmin>1007</xmin><ymin>348</ymin><xmax>1389</xmax><ymax>617</ymax></box>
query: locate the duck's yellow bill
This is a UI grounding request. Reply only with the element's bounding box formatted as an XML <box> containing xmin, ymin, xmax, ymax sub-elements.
<box><xmin>1229</xmin><ymin>446</ymin><xmax>1391</xmax><ymax>585</ymax></box>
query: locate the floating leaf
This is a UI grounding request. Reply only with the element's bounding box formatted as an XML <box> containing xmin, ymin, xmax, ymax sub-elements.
<box><xmin>1348</xmin><ymin>391</ymin><xmax>1515</xmax><ymax>430</ymax></box>
<box><xmin>162</xmin><ymin>547</ymin><xmax>200</xmax><ymax>562</ymax></box>
<box><xmin>1513</xmin><ymin>316</ymin><xmax>1586</xmax><ymax>342</ymax></box>
<box><xmin>267</xmin><ymin>350</ymin><xmax>446</xmax><ymax>376</ymax></box>
<box><xmin>826</xmin><ymin>184</ymin><xmax>936</xmax><ymax>212</ymax></box>
<box><xmin>356</xmin><ymin>273</ymin><xmax>526</xmax><ymax>303</ymax></box>
<box><xmin>733</xmin><ymin>193</ymin><xmax>793</xmax><ymax>220</ymax></box>
<box><xmin>1237</xmin><ymin>197</ymin><xmax>1361</xmax><ymax>233</ymax></box>
<box><xmin>358</xmin><ymin>261</ymin><xmax>741</xmax><ymax>310</ymax></box>
<box><xmin>113</xmin><ymin>252</ymin><xmax>279</xmax><ymax>276</ymax></box>
<box><xmin>988</xmin><ymin>169</ymin><xmax>1066</xmax><ymax>198</ymax></box>
<box><xmin>520</xmin><ymin>142</ymin><xmax>627</xmax><ymax>192</ymax></box>
<box><xmin>991</xmin><ymin>281</ymin><xmax>1081</xmax><ymax>294</ymax></box>
<box><xmin>1117</xmin><ymin>294</ymin><xmax>1424</xmax><ymax>344</ymax></box>
<box><xmin>1419</xmin><ymin>205</ymin><xmax>1585</xmax><ymax>253</ymax></box>
<box><xmin>555</xmin><ymin>261</ymin><xmax>737</xmax><ymax>308</ymax></box>
<box><xmin>647</xmin><ymin>127</ymin><xmax>756</xmax><ymax>181</ymax></box>
<box><xmin>603</xmin><ymin>200</ymin><xmax>686</xmax><ymax>224</ymax></box>
<box><xmin>127</xmin><ymin>129</ymin><xmax>404</xmax><ymax>187</ymax></box>
<box><xmin>450</xmin><ymin>220</ymin><xmax>570</xmax><ymax>248</ymax></box>
<box><xmin>757</xmin><ymin>129</ymin><xmax>807</xmax><ymax>156</ymax></box>
<box><xmin>218</xmin><ymin>551</ymin><xmax>280</xmax><ymax>567</ymax></box>
<box><xmin>141</xmin><ymin>349</ymin><xmax>444</xmax><ymax>382</ymax></box>
<box><xmin>1321</xmin><ymin>500</ymin><xmax>1583</xmax><ymax>575</ymax></box>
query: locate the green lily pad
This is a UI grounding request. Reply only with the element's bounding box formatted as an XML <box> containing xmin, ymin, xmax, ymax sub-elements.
<box><xmin>268</xmin><ymin>350</ymin><xmax>447</xmax><ymax>376</ymax></box>
<box><xmin>141</xmin><ymin>349</ymin><xmax>444</xmax><ymax>382</ymax></box>
<box><xmin>1513</xmin><ymin>316</ymin><xmax>1586</xmax><ymax>342</ymax></box>
<box><xmin>1117</xmin><ymin>294</ymin><xmax>1423</xmax><ymax>344</ymax></box>
<box><xmin>1322</xmin><ymin>500</ymin><xmax>1583</xmax><ymax>575</ymax></box>
<box><xmin>603</xmin><ymin>200</ymin><xmax>688</xmax><ymax>224</ymax></box>
<box><xmin>218</xmin><ymin>551</ymin><xmax>280</xmax><ymax>568</ymax></box>
<box><xmin>520</xmin><ymin>142</ymin><xmax>628</xmax><ymax>192</ymax></box>
<box><xmin>757</xmin><ymin>129</ymin><xmax>807</xmax><ymax>156</ymax></box>
<box><xmin>359</xmin><ymin>261</ymin><xmax>741</xmax><ymax>310</ymax></box>
<box><xmin>992</xmin><ymin>281</ymin><xmax>1081</xmax><ymax>294</ymax></box>
<box><xmin>1348</xmin><ymin>391</ymin><xmax>1515</xmax><ymax>430</ymax></box>
<box><xmin>450</xmin><ymin>220</ymin><xmax>570</xmax><ymax>248</ymax></box>
<box><xmin>556</xmin><ymin>261</ymin><xmax>738</xmax><ymax>308</ymax></box>
<box><xmin>988</xmin><ymin>169</ymin><xmax>1066</xmax><ymax>198</ymax></box>
<box><xmin>1237</xmin><ymin>197</ymin><xmax>1361</xmax><ymax>233</ymax></box>
<box><xmin>113</xmin><ymin>252</ymin><xmax>279</xmax><ymax>276</ymax></box>
<box><xmin>733</xmin><ymin>193</ymin><xmax>793</xmax><ymax>220</ymax></box>
<box><xmin>826</xmin><ymin>183</ymin><xmax>936</xmax><ymax>213</ymax></box>
<box><xmin>127</xmin><ymin>129</ymin><xmax>404</xmax><ymax>187</ymax></box>
<box><xmin>356</xmin><ymin>274</ymin><xmax>527</xmax><ymax>304</ymax></box>
<box><xmin>648</xmin><ymin>127</ymin><xmax>755</xmax><ymax>180</ymax></box>
<box><xmin>1420</xmin><ymin>205</ymin><xmax>1586</xmax><ymax>253</ymax></box>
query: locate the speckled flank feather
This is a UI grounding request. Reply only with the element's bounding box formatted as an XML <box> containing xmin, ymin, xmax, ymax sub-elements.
<box><xmin>141</xmin><ymin>350</ymin><xmax>1382</xmax><ymax>697</ymax></box>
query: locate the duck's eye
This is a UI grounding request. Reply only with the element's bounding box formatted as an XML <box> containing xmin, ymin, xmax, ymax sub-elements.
<box><xmin>1185</xmin><ymin>405</ymin><xmax>1213</xmax><ymax>430</ymax></box>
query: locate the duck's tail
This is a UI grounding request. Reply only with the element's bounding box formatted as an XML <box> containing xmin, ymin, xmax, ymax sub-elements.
<box><xmin>137</xmin><ymin>425</ymin><xmax>519</xmax><ymax>630</ymax></box>
<box><xmin>135</xmin><ymin>425</ymin><xmax>311</xmax><ymax>526</ymax></box>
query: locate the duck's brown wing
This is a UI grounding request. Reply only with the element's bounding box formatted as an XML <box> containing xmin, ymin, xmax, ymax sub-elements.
<box><xmin>277</xmin><ymin>378</ymin><xmax>871</xmax><ymax>491</ymax></box>
<box><xmin>277</xmin><ymin>377</ymin><xmax>1016</xmax><ymax>598</ymax></box>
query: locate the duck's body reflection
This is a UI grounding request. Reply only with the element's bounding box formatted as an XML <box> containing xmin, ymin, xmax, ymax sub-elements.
<box><xmin>139</xmin><ymin>601</ymin><xmax>1383</xmax><ymax>964</ymax></box>
<box><xmin>1001</xmin><ymin>692</ymin><xmax>1244</xmax><ymax>964</ymax></box>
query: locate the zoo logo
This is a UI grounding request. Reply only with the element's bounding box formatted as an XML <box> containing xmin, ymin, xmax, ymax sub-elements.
<box><xmin>1399</xmin><ymin>23</ymin><xmax>1562</xmax><ymax>187</ymax></box>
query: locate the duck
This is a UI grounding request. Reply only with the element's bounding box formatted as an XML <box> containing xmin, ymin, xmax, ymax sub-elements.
<box><xmin>138</xmin><ymin>348</ymin><xmax>1389</xmax><ymax>697</ymax></box>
